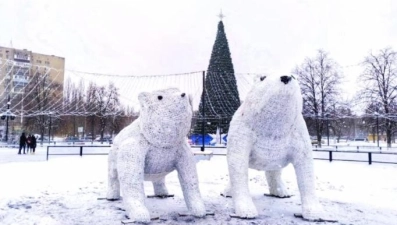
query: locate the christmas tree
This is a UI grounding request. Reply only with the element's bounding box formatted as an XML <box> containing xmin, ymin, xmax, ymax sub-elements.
<box><xmin>193</xmin><ymin>19</ymin><xmax>240</xmax><ymax>134</ymax></box>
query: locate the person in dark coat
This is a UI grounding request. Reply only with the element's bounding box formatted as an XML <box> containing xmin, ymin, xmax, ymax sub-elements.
<box><xmin>18</xmin><ymin>133</ymin><xmax>27</xmax><ymax>154</ymax></box>
<box><xmin>26</xmin><ymin>135</ymin><xmax>32</xmax><ymax>153</ymax></box>
<box><xmin>31</xmin><ymin>135</ymin><xmax>37</xmax><ymax>154</ymax></box>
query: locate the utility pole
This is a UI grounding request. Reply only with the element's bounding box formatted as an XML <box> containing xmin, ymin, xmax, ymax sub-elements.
<box><xmin>74</xmin><ymin>116</ymin><xmax>76</xmax><ymax>137</ymax></box>
<box><xmin>201</xmin><ymin>71</ymin><xmax>205</xmax><ymax>152</ymax></box>
<box><xmin>5</xmin><ymin>95</ymin><xmax>10</xmax><ymax>142</ymax></box>
<box><xmin>48</xmin><ymin>112</ymin><xmax>52</xmax><ymax>144</ymax></box>
<box><xmin>326</xmin><ymin>114</ymin><xmax>330</xmax><ymax>146</ymax></box>
<box><xmin>375</xmin><ymin>112</ymin><xmax>379</xmax><ymax>147</ymax></box>
<box><xmin>1</xmin><ymin>95</ymin><xmax>15</xmax><ymax>143</ymax></box>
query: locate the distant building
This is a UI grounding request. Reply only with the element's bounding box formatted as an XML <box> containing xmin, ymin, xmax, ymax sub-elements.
<box><xmin>0</xmin><ymin>46</ymin><xmax>65</xmax><ymax>95</ymax></box>
<box><xmin>0</xmin><ymin>46</ymin><xmax>65</xmax><ymax>139</ymax></box>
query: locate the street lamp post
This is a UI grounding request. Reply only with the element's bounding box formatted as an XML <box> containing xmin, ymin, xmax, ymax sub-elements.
<box><xmin>5</xmin><ymin>98</ymin><xmax>10</xmax><ymax>142</ymax></box>
<box><xmin>48</xmin><ymin>112</ymin><xmax>53</xmax><ymax>144</ymax></box>
<box><xmin>217</xmin><ymin>116</ymin><xmax>221</xmax><ymax>145</ymax></box>
<box><xmin>362</xmin><ymin>120</ymin><xmax>366</xmax><ymax>140</ymax></box>
<box><xmin>326</xmin><ymin>114</ymin><xmax>330</xmax><ymax>146</ymax></box>
<box><xmin>74</xmin><ymin>116</ymin><xmax>76</xmax><ymax>138</ymax></box>
<box><xmin>1</xmin><ymin>95</ymin><xmax>15</xmax><ymax>143</ymax></box>
<box><xmin>375</xmin><ymin>112</ymin><xmax>379</xmax><ymax>147</ymax></box>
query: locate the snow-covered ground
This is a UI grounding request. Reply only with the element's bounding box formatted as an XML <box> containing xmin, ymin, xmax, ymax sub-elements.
<box><xmin>0</xmin><ymin>146</ymin><xmax>396</xmax><ymax>225</ymax></box>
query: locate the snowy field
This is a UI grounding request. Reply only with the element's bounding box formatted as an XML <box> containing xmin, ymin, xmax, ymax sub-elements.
<box><xmin>0</xmin><ymin>146</ymin><xmax>396</xmax><ymax>225</ymax></box>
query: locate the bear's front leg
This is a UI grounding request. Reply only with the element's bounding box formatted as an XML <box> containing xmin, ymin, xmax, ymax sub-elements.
<box><xmin>293</xmin><ymin>155</ymin><xmax>325</xmax><ymax>221</ymax></box>
<box><xmin>152</xmin><ymin>177</ymin><xmax>169</xmax><ymax>196</ymax></box>
<box><xmin>176</xmin><ymin>145</ymin><xmax>206</xmax><ymax>217</ymax></box>
<box><xmin>265</xmin><ymin>170</ymin><xmax>291</xmax><ymax>198</ymax></box>
<box><xmin>220</xmin><ymin>181</ymin><xmax>232</xmax><ymax>197</ymax></box>
<box><xmin>117</xmin><ymin>139</ymin><xmax>150</xmax><ymax>223</ymax></box>
<box><xmin>228</xmin><ymin>144</ymin><xmax>258</xmax><ymax>218</ymax></box>
<box><xmin>107</xmin><ymin>148</ymin><xmax>120</xmax><ymax>200</ymax></box>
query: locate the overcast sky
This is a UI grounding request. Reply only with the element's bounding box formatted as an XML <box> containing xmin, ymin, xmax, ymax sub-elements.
<box><xmin>0</xmin><ymin>0</ymin><xmax>396</xmax><ymax>101</ymax></box>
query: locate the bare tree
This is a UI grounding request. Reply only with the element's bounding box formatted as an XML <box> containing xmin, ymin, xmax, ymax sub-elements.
<box><xmin>24</xmin><ymin>68</ymin><xmax>61</xmax><ymax>142</ymax></box>
<box><xmin>293</xmin><ymin>50</ymin><xmax>343</xmax><ymax>146</ymax></box>
<box><xmin>60</xmin><ymin>78</ymin><xmax>80</xmax><ymax>137</ymax></box>
<box><xmin>328</xmin><ymin>101</ymin><xmax>354</xmax><ymax>143</ymax></box>
<box><xmin>59</xmin><ymin>78</ymin><xmax>73</xmax><ymax>136</ymax></box>
<box><xmin>108</xmin><ymin>106</ymin><xmax>138</xmax><ymax>136</ymax></box>
<box><xmin>91</xmin><ymin>82</ymin><xmax>120</xmax><ymax>142</ymax></box>
<box><xmin>359</xmin><ymin>48</ymin><xmax>397</xmax><ymax>147</ymax></box>
<box><xmin>60</xmin><ymin>79</ymin><xmax>130</xmax><ymax>141</ymax></box>
<box><xmin>85</xmin><ymin>82</ymin><xmax>98</xmax><ymax>141</ymax></box>
<box><xmin>71</xmin><ymin>80</ymin><xmax>85</xmax><ymax>138</ymax></box>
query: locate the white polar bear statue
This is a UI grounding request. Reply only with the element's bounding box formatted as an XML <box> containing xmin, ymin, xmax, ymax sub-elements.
<box><xmin>224</xmin><ymin>75</ymin><xmax>326</xmax><ymax>221</ymax></box>
<box><xmin>106</xmin><ymin>88</ymin><xmax>206</xmax><ymax>223</ymax></box>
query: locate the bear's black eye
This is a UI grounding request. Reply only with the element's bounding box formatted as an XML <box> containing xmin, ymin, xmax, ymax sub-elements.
<box><xmin>158</xmin><ymin>95</ymin><xmax>163</xmax><ymax>100</ymax></box>
<box><xmin>260</xmin><ymin>76</ymin><xmax>266</xmax><ymax>81</ymax></box>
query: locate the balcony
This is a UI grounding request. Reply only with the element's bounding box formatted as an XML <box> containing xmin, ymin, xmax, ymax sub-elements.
<box><xmin>12</xmin><ymin>75</ymin><xmax>28</xmax><ymax>84</ymax></box>
<box><xmin>11</xmin><ymin>87</ymin><xmax>25</xmax><ymax>94</ymax></box>
<box><xmin>13</xmin><ymin>61</ymin><xmax>31</xmax><ymax>68</ymax></box>
<box><xmin>13</xmin><ymin>82</ymin><xmax>27</xmax><ymax>88</ymax></box>
<box><xmin>13</xmin><ymin>71</ymin><xmax>29</xmax><ymax>76</ymax></box>
<box><xmin>14</xmin><ymin>53</ymin><xmax>30</xmax><ymax>63</ymax></box>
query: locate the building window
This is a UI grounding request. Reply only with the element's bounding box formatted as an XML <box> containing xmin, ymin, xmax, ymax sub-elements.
<box><xmin>36</xmin><ymin>60</ymin><xmax>42</xmax><ymax>63</ymax></box>
<box><xmin>0</xmin><ymin>54</ymin><xmax>2</xmax><ymax>57</ymax></box>
<box><xmin>45</xmin><ymin>61</ymin><xmax>50</xmax><ymax>65</ymax></box>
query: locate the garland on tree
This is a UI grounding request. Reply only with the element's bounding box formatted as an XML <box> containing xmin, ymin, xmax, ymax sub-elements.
<box><xmin>193</xmin><ymin>20</ymin><xmax>240</xmax><ymax>134</ymax></box>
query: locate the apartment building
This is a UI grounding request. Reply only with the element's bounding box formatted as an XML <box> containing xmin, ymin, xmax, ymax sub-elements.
<box><xmin>0</xmin><ymin>46</ymin><xmax>65</xmax><ymax>140</ymax></box>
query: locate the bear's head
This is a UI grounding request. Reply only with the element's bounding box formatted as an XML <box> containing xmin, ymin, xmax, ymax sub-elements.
<box><xmin>241</xmin><ymin>75</ymin><xmax>303</xmax><ymax>136</ymax></box>
<box><xmin>138</xmin><ymin>88</ymin><xmax>193</xmax><ymax>148</ymax></box>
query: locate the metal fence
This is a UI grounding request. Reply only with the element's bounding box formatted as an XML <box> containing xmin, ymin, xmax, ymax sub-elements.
<box><xmin>312</xmin><ymin>144</ymin><xmax>397</xmax><ymax>151</ymax></box>
<box><xmin>46</xmin><ymin>145</ymin><xmax>397</xmax><ymax>165</ymax></box>
<box><xmin>46</xmin><ymin>145</ymin><xmax>111</xmax><ymax>160</ymax></box>
<box><xmin>312</xmin><ymin>148</ymin><xmax>397</xmax><ymax>164</ymax></box>
<box><xmin>191</xmin><ymin>145</ymin><xmax>397</xmax><ymax>165</ymax></box>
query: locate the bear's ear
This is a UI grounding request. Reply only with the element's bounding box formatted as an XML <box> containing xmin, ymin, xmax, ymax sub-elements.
<box><xmin>138</xmin><ymin>92</ymin><xmax>151</xmax><ymax>108</ymax></box>
<box><xmin>254</xmin><ymin>74</ymin><xmax>267</xmax><ymax>83</ymax></box>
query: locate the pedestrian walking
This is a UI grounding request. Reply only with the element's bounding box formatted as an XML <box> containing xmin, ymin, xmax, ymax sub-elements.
<box><xmin>18</xmin><ymin>133</ymin><xmax>27</xmax><ymax>154</ymax></box>
<box><xmin>26</xmin><ymin>135</ymin><xmax>32</xmax><ymax>153</ymax></box>
<box><xmin>31</xmin><ymin>135</ymin><xmax>37</xmax><ymax>154</ymax></box>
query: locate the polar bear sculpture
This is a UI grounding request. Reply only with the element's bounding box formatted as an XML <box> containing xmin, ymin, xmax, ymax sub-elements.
<box><xmin>107</xmin><ymin>88</ymin><xmax>206</xmax><ymax>223</ymax></box>
<box><xmin>225</xmin><ymin>75</ymin><xmax>325</xmax><ymax>221</ymax></box>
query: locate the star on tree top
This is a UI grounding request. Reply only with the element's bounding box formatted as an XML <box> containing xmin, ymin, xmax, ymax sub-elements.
<box><xmin>218</xmin><ymin>10</ymin><xmax>225</xmax><ymax>21</ymax></box>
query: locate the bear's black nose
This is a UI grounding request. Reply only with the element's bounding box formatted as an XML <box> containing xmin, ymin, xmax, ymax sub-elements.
<box><xmin>280</xmin><ymin>76</ymin><xmax>292</xmax><ymax>84</ymax></box>
<box><xmin>181</xmin><ymin>93</ymin><xmax>186</xmax><ymax>97</ymax></box>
